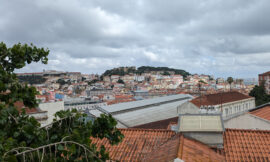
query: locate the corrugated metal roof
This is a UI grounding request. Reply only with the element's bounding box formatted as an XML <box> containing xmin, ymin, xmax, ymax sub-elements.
<box><xmin>114</xmin><ymin>99</ymin><xmax>188</xmax><ymax>127</ymax></box>
<box><xmin>101</xmin><ymin>94</ymin><xmax>192</xmax><ymax>113</ymax></box>
<box><xmin>87</xmin><ymin>94</ymin><xmax>192</xmax><ymax>128</ymax></box>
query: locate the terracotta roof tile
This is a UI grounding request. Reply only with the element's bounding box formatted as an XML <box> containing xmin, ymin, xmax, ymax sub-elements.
<box><xmin>249</xmin><ymin>105</ymin><xmax>270</xmax><ymax>121</ymax></box>
<box><xmin>191</xmin><ymin>91</ymin><xmax>253</xmax><ymax>107</ymax></box>
<box><xmin>142</xmin><ymin>134</ymin><xmax>181</xmax><ymax>162</ymax></box>
<box><xmin>143</xmin><ymin>134</ymin><xmax>225</xmax><ymax>162</ymax></box>
<box><xmin>91</xmin><ymin>128</ymin><xmax>176</xmax><ymax>161</ymax></box>
<box><xmin>14</xmin><ymin>101</ymin><xmax>46</xmax><ymax>114</ymax></box>
<box><xmin>224</xmin><ymin>129</ymin><xmax>270</xmax><ymax>161</ymax></box>
<box><xmin>180</xmin><ymin>136</ymin><xmax>225</xmax><ymax>162</ymax></box>
<box><xmin>259</xmin><ymin>71</ymin><xmax>270</xmax><ymax>76</ymax></box>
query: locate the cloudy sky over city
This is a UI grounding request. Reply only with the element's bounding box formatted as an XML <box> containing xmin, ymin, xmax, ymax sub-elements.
<box><xmin>1</xmin><ymin>0</ymin><xmax>270</xmax><ymax>78</ymax></box>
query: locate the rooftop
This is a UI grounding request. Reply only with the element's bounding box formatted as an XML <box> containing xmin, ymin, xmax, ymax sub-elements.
<box><xmin>92</xmin><ymin>127</ymin><xmax>270</xmax><ymax>161</ymax></box>
<box><xmin>259</xmin><ymin>71</ymin><xmax>270</xmax><ymax>76</ymax></box>
<box><xmin>91</xmin><ymin>128</ymin><xmax>224</xmax><ymax>162</ymax></box>
<box><xmin>14</xmin><ymin>101</ymin><xmax>47</xmax><ymax>114</ymax></box>
<box><xmin>133</xmin><ymin>117</ymin><xmax>178</xmax><ymax>129</ymax></box>
<box><xmin>88</xmin><ymin>94</ymin><xmax>192</xmax><ymax>128</ymax></box>
<box><xmin>190</xmin><ymin>91</ymin><xmax>253</xmax><ymax>107</ymax></box>
<box><xmin>101</xmin><ymin>94</ymin><xmax>192</xmax><ymax>114</ymax></box>
<box><xmin>249</xmin><ymin>104</ymin><xmax>270</xmax><ymax>121</ymax></box>
<box><xmin>91</xmin><ymin>128</ymin><xmax>176</xmax><ymax>161</ymax></box>
<box><xmin>143</xmin><ymin>134</ymin><xmax>224</xmax><ymax>162</ymax></box>
<box><xmin>178</xmin><ymin>114</ymin><xmax>224</xmax><ymax>132</ymax></box>
<box><xmin>224</xmin><ymin>129</ymin><xmax>270</xmax><ymax>161</ymax></box>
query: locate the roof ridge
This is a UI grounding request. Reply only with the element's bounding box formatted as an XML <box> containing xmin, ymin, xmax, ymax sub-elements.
<box><xmin>118</xmin><ymin>128</ymin><xmax>175</xmax><ymax>132</ymax></box>
<box><xmin>226</xmin><ymin>128</ymin><xmax>270</xmax><ymax>133</ymax></box>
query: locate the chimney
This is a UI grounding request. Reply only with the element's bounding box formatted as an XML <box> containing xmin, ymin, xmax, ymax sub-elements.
<box><xmin>176</xmin><ymin>114</ymin><xmax>224</xmax><ymax>148</ymax></box>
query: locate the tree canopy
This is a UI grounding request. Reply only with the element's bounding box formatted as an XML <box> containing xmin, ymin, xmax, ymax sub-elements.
<box><xmin>0</xmin><ymin>42</ymin><xmax>123</xmax><ymax>161</ymax></box>
<box><xmin>249</xmin><ymin>85</ymin><xmax>270</xmax><ymax>106</ymax></box>
<box><xmin>117</xmin><ymin>79</ymin><xmax>125</xmax><ymax>84</ymax></box>
<box><xmin>102</xmin><ymin>66</ymin><xmax>190</xmax><ymax>78</ymax></box>
<box><xmin>227</xmin><ymin>77</ymin><xmax>234</xmax><ymax>91</ymax></box>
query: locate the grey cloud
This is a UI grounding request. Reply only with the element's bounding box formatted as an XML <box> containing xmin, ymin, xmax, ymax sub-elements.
<box><xmin>0</xmin><ymin>0</ymin><xmax>269</xmax><ymax>78</ymax></box>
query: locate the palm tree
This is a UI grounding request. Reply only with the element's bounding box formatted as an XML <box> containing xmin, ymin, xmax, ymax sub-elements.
<box><xmin>227</xmin><ymin>77</ymin><xmax>234</xmax><ymax>91</ymax></box>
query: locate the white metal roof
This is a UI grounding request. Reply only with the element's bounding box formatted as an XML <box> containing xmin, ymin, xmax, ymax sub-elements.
<box><xmin>179</xmin><ymin>115</ymin><xmax>224</xmax><ymax>132</ymax></box>
<box><xmin>101</xmin><ymin>94</ymin><xmax>192</xmax><ymax>113</ymax></box>
<box><xmin>114</xmin><ymin>99</ymin><xmax>188</xmax><ymax>128</ymax></box>
<box><xmin>87</xmin><ymin>94</ymin><xmax>192</xmax><ymax>128</ymax></box>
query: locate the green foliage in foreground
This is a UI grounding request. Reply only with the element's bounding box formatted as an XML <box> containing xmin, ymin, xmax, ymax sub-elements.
<box><xmin>0</xmin><ymin>42</ymin><xmax>124</xmax><ymax>161</ymax></box>
<box><xmin>249</xmin><ymin>85</ymin><xmax>270</xmax><ymax>106</ymax></box>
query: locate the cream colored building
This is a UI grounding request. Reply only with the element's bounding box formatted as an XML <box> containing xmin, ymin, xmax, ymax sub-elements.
<box><xmin>190</xmin><ymin>91</ymin><xmax>255</xmax><ymax>119</ymax></box>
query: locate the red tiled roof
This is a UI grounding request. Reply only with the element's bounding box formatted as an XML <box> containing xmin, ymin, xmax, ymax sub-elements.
<box><xmin>180</xmin><ymin>136</ymin><xmax>224</xmax><ymax>162</ymax></box>
<box><xmin>14</xmin><ymin>101</ymin><xmax>46</xmax><ymax>114</ymax></box>
<box><xmin>143</xmin><ymin>134</ymin><xmax>225</xmax><ymax>162</ymax></box>
<box><xmin>224</xmin><ymin>129</ymin><xmax>270</xmax><ymax>161</ymax></box>
<box><xmin>133</xmin><ymin>117</ymin><xmax>178</xmax><ymax>129</ymax></box>
<box><xmin>91</xmin><ymin>128</ymin><xmax>176</xmax><ymax>161</ymax></box>
<box><xmin>191</xmin><ymin>91</ymin><xmax>253</xmax><ymax>107</ymax></box>
<box><xmin>91</xmin><ymin>128</ymin><xmax>224</xmax><ymax>162</ymax></box>
<box><xmin>14</xmin><ymin>101</ymin><xmax>38</xmax><ymax>114</ymax></box>
<box><xmin>142</xmin><ymin>134</ymin><xmax>181</xmax><ymax>161</ymax></box>
<box><xmin>259</xmin><ymin>71</ymin><xmax>270</xmax><ymax>76</ymax></box>
<box><xmin>249</xmin><ymin>105</ymin><xmax>270</xmax><ymax>121</ymax></box>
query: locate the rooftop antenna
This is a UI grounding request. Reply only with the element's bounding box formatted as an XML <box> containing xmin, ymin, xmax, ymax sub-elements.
<box><xmin>220</xmin><ymin>90</ymin><xmax>223</xmax><ymax>114</ymax></box>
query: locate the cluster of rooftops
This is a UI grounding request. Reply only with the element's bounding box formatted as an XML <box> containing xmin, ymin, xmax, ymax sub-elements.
<box><xmin>92</xmin><ymin>128</ymin><xmax>270</xmax><ymax>161</ymax></box>
<box><xmin>16</xmin><ymin>90</ymin><xmax>270</xmax><ymax>161</ymax></box>
<box><xmin>88</xmin><ymin>91</ymin><xmax>270</xmax><ymax>161</ymax></box>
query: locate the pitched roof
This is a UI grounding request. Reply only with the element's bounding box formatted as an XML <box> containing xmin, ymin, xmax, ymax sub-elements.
<box><xmin>178</xmin><ymin>114</ymin><xmax>224</xmax><ymax>132</ymax></box>
<box><xmin>143</xmin><ymin>134</ymin><xmax>225</xmax><ymax>162</ymax></box>
<box><xmin>132</xmin><ymin>117</ymin><xmax>178</xmax><ymax>129</ymax></box>
<box><xmin>224</xmin><ymin>129</ymin><xmax>270</xmax><ymax>161</ymax></box>
<box><xmin>190</xmin><ymin>91</ymin><xmax>253</xmax><ymax>107</ymax></box>
<box><xmin>249</xmin><ymin>105</ymin><xmax>270</xmax><ymax>121</ymax></box>
<box><xmin>14</xmin><ymin>101</ymin><xmax>47</xmax><ymax>114</ymax></box>
<box><xmin>259</xmin><ymin>71</ymin><xmax>270</xmax><ymax>76</ymax></box>
<box><xmin>91</xmin><ymin>128</ymin><xmax>224</xmax><ymax>162</ymax></box>
<box><xmin>91</xmin><ymin>128</ymin><xmax>176</xmax><ymax>161</ymax></box>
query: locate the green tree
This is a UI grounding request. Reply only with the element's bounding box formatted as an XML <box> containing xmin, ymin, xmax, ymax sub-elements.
<box><xmin>227</xmin><ymin>77</ymin><xmax>234</xmax><ymax>91</ymax></box>
<box><xmin>249</xmin><ymin>85</ymin><xmax>270</xmax><ymax>106</ymax></box>
<box><xmin>162</xmin><ymin>71</ymin><xmax>170</xmax><ymax>75</ymax></box>
<box><xmin>117</xmin><ymin>79</ymin><xmax>125</xmax><ymax>84</ymax></box>
<box><xmin>0</xmin><ymin>42</ymin><xmax>123</xmax><ymax>161</ymax></box>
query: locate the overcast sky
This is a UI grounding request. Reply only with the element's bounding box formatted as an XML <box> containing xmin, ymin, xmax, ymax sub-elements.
<box><xmin>1</xmin><ymin>0</ymin><xmax>270</xmax><ymax>78</ymax></box>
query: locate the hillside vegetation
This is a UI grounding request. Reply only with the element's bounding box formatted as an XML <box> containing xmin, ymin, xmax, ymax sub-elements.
<box><xmin>17</xmin><ymin>75</ymin><xmax>47</xmax><ymax>84</ymax></box>
<box><xmin>102</xmin><ymin>66</ymin><xmax>190</xmax><ymax>78</ymax></box>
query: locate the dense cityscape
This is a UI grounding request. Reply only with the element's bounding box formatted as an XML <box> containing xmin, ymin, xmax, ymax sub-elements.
<box><xmin>2</xmin><ymin>0</ymin><xmax>270</xmax><ymax>161</ymax></box>
<box><xmin>17</xmin><ymin>66</ymin><xmax>256</xmax><ymax>105</ymax></box>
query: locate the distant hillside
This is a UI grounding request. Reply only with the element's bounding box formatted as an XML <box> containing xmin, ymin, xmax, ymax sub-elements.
<box><xmin>102</xmin><ymin>67</ymin><xmax>136</xmax><ymax>76</ymax></box>
<box><xmin>102</xmin><ymin>66</ymin><xmax>190</xmax><ymax>78</ymax></box>
<box><xmin>17</xmin><ymin>75</ymin><xmax>47</xmax><ymax>84</ymax></box>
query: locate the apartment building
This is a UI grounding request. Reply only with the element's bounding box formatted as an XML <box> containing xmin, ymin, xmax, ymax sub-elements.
<box><xmin>259</xmin><ymin>71</ymin><xmax>270</xmax><ymax>94</ymax></box>
<box><xmin>190</xmin><ymin>91</ymin><xmax>255</xmax><ymax>119</ymax></box>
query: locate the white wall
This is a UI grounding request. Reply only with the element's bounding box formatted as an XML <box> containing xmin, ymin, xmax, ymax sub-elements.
<box><xmin>224</xmin><ymin>113</ymin><xmax>270</xmax><ymax>130</ymax></box>
<box><xmin>64</xmin><ymin>102</ymin><xmax>107</xmax><ymax>111</ymax></box>
<box><xmin>217</xmin><ymin>98</ymin><xmax>256</xmax><ymax>118</ymax></box>
<box><xmin>177</xmin><ymin>101</ymin><xmax>200</xmax><ymax>114</ymax></box>
<box><xmin>39</xmin><ymin>101</ymin><xmax>64</xmax><ymax>125</ymax></box>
